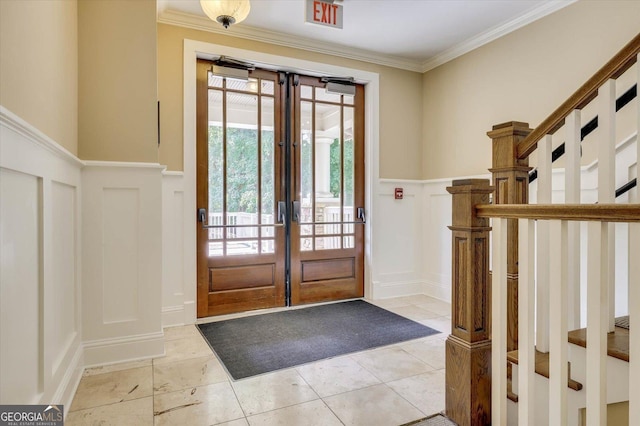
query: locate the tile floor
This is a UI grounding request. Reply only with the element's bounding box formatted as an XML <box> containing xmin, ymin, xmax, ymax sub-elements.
<box><xmin>66</xmin><ymin>295</ymin><xmax>451</xmax><ymax>426</ymax></box>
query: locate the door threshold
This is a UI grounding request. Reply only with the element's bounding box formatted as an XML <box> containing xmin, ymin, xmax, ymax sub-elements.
<box><xmin>196</xmin><ymin>297</ymin><xmax>366</xmax><ymax>325</ymax></box>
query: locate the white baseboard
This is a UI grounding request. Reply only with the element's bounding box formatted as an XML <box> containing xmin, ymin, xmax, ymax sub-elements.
<box><xmin>50</xmin><ymin>343</ymin><xmax>84</xmax><ymax>415</ymax></box>
<box><xmin>83</xmin><ymin>332</ymin><xmax>165</xmax><ymax>367</ymax></box>
<box><xmin>423</xmin><ymin>279</ymin><xmax>451</xmax><ymax>303</ymax></box>
<box><xmin>372</xmin><ymin>280</ymin><xmax>425</xmax><ymax>299</ymax></box>
<box><xmin>183</xmin><ymin>301</ymin><xmax>196</xmax><ymax>324</ymax></box>
<box><xmin>162</xmin><ymin>305</ymin><xmax>185</xmax><ymax>328</ymax></box>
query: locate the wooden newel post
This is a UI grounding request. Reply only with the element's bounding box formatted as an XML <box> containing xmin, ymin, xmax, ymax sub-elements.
<box><xmin>445</xmin><ymin>179</ymin><xmax>494</xmax><ymax>426</ymax></box>
<box><xmin>487</xmin><ymin>121</ymin><xmax>533</xmax><ymax>352</ymax></box>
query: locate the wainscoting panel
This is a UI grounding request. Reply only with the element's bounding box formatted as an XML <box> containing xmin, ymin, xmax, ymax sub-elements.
<box><xmin>82</xmin><ymin>162</ymin><xmax>164</xmax><ymax>366</ymax></box>
<box><xmin>102</xmin><ymin>188</ymin><xmax>140</xmax><ymax>323</ymax></box>
<box><xmin>371</xmin><ymin>180</ymin><xmax>426</xmax><ymax>299</ymax></box>
<box><xmin>0</xmin><ymin>107</ymin><xmax>83</xmax><ymax>409</ymax></box>
<box><xmin>161</xmin><ymin>172</ymin><xmax>192</xmax><ymax>326</ymax></box>
<box><xmin>423</xmin><ymin>179</ymin><xmax>459</xmax><ymax>302</ymax></box>
<box><xmin>0</xmin><ymin>168</ymin><xmax>42</xmax><ymax>404</ymax></box>
<box><xmin>50</xmin><ymin>181</ymin><xmax>78</xmax><ymax>377</ymax></box>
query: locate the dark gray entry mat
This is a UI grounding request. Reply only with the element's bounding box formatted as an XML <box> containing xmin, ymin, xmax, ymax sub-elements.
<box><xmin>197</xmin><ymin>300</ymin><xmax>440</xmax><ymax>380</ymax></box>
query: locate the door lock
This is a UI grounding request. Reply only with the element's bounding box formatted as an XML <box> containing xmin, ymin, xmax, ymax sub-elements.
<box><xmin>292</xmin><ymin>201</ymin><xmax>301</xmax><ymax>222</ymax></box>
<box><xmin>277</xmin><ymin>201</ymin><xmax>287</xmax><ymax>224</ymax></box>
<box><xmin>198</xmin><ymin>208</ymin><xmax>207</xmax><ymax>225</ymax></box>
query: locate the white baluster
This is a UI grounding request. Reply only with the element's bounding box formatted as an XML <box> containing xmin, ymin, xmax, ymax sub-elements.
<box><xmin>586</xmin><ymin>221</ymin><xmax>608</xmax><ymax>426</ymax></box>
<box><xmin>519</xmin><ymin>218</ymin><xmax>536</xmax><ymax>425</ymax></box>
<box><xmin>492</xmin><ymin>217</ymin><xmax>508</xmax><ymax>426</ymax></box>
<box><xmin>598</xmin><ymin>79</ymin><xmax>616</xmax><ymax>332</ymax></box>
<box><xmin>537</xmin><ymin>135</ymin><xmax>552</xmax><ymax>353</ymax></box>
<box><xmin>565</xmin><ymin>110</ymin><xmax>581</xmax><ymax>329</ymax></box>
<box><xmin>549</xmin><ymin>219</ymin><xmax>568</xmax><ymax>426</ymax></box>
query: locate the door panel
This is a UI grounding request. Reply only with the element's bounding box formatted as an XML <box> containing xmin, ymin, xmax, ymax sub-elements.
<box><xmin>290</xmin><ymin>76</ymin><xmax>365</xmax><ymax>305</ymax></box>
<box><xmin>196</xmin><ymin>61</ymin><xmax>285</xmax><ymax>317</ymax></box>
<box><xmin>197</xmin><ymin>63</ymin><xmax>365</xmax><ymax>317</ymax></box>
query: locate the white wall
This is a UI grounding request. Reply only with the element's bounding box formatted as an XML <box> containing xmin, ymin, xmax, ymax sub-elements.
<box><xmin>81</xmin><ymin>163</ymin><xmax>165</xmax><ymax>365</ymax></box>
<box><xmin>1</xmin><ymin>106</ymin><xmax>167</xmax><ymax>408</ymax></box>
<box><xmin>0</xmin><ymin>107</ymin><xmax>83</xmax><ymax>408</ymax></box>
<box><xmin>161</xmin><ymin>172</ymin><xmax>195</xmax><ymax>327</ymax></box>
<box><xmin>371</xmin><ymin>180</ymin><xmax>426</xmax><ymax>299</ymax></box>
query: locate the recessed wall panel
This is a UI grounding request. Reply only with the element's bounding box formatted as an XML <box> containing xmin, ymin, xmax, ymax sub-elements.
<box><xmin>51</xmin><ymin>181</ymin><xmax>77</xmax><ymax>372</ymax></box>
<box><xmin>102</xmin><ymin>188</ymin><xmax>139</xmax><ymax>323</ymax></box>
<box><xmin>0</xmin><ymin>168</ymin><xmax>42</xmax><ymax>403</ymax></box>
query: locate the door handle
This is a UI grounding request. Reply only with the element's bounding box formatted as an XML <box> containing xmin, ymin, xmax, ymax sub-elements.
<box><xmin>277</xmin><ymin>201</ymin><xmax>287</xmax><ymax>224</ymax></box>
<box><xmin>357</xmin><ymin>207</ymin><xmax>366</xmax><ymax>224</ymax></box>
<box><xmin>198</xmin><ymin>208</ymin><xmax>207</xmax><ymax>225</ymax></box>
<box><xmin>292</xmin><ymin>201</ymin><xmax>301</xmax><ymax>222</ymax></box>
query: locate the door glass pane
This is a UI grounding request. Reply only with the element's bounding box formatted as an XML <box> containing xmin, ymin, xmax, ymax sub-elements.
<box><xmin>225</xmin><ymin>92</ymin><xmax>259</xmax><ymax>255</ymax></box>
<box><xmin>343</xmin><ymin>106</ymin><xmax>355</xmax><ymax>234</ymax></box>
<box><xmin>208</xmin><ymin>241</ymin><xmax>223</xmax><ymax>256</ymax></box>
<box><xmin>315</xmin><ymin>86</ymin><xmax>341</xmax><ymax>103</ymax></box>
<box><xmin>314</xmin><ymin>103</ymin><xmax>341</xmax><ymax>250</ymax></box>
<box><xmin>344</xmin><ymin>94</ymin><xmax>354</xmax><ymax>105</ymax></box>
<box><xmin>301</xmin><ymin>237</ymin><xmax>313</xmax><ymax>251</ymax></box>
<box><xmin>300</xmin><ymin>101</ymin><xmax>313</xmax><ymax>229</ymax></box>
<box><xmin>261</xmin><ymin>80</ymin><xmax>274</xmax><ymax>95</ymax></box>
<box><xmin>208</xmin><ymin>74</ymin><xmax>223</xmax><ymax>88</ymax></box>
<box><xmin>301</xmin><ymin>85</ymin><xmax>313</xmax><ymax>100</ymax></box>
<box><xmin>208</xmin><ymin>89</ymin><xmax>224</xmax><ymax>246</ymax></box>
<box><xmin>226</xmin><ymin>77</ymin><xmax>258</xmax><ymax>93</ymax></box>
<box><xmin>343</xmin><ymin>236</ymin><xmax>355</xmax><ymax>249</ymax></box>
<box><xmin>315</xmin><ymin>236</ymin><xmax>341</xmax><ymax>250</ymax></box>
<box><xmin>261</xmin><ymin>96</ymin><xmax>275</xmax><ymax>252</ymax></box>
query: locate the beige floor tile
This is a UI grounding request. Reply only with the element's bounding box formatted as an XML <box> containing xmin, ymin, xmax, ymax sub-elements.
<box><xmin>247</xmin><ymin>400</ymin><xmax>342</xmax><ymax>426</ymax></box>
<box><xmin>387</xmin><ymin>305</ymin><xmax>441</xmax><ymax>321</ymax></box>
<box><xmin>83</xmin><ymin>359</ymin><xmax>152</xmax><ymax>377</ymax></box>
<box><xmin>419</xmin><ymin>316</ymin><xmax>451</xmax><ymax>336</ymax></box>
<box><xmin>415</xmin><ymin>300</ymin><xmax>452</xmax><ymax>317</ymax></box>
<box><xmin>400</xmin><ymin>337</ymin><xmax>446</xmax><ymax>369</ymax></box>
<box><xmin>366</xmin><ymin>297</ymin><xmax>412</xmax><ymax>309</ymax></box>
<box><xmin>387</xmin><ymin>369</ymin><xmax>446</xmax><ymax>416</ymax></box>
<box><xmin>66</xmin><ymin>396</ymin><xmax>153</xmax><ymax>426</ymax></box>
<box><xmin>70</xmin><ymin>366</ymin><xmax>152</xmax><ymax>411</ymax></box>
<box><xmin>217</xmin><ymin>419</ymin><xmax>250</xmax><ymax>426</ymax></box>
<box><xmin>153</xmin><ymin>382</ymin><xmax>244</xmax><ymax>426</ymax></box>
<box><xmin>398</xmin><ymin>294</ymin><xmax>441</xmax><ymax>306</ymax></box>
<box><xmin>153</xmin><ymin>355</ymin><xmax>228</xmax><ymax>394</ymax></box>
<box><xmin>323</xmin><ymin>383</ymin><xmax>423</xmax><ymax>426</ymax></box>
<box><xmin>163</xmin><ymin>324</ymin><xmax>202</xmax><ymax>341</ymax></box>
<box><xmin>296</xmin><ymin>356</ymin><xmax>381</xmax><ymax>397</ymax></box>
<box><xmin>153</xmin><ymin>335</ymin><xmax>212</xmax><ymax>366</ymax></box>
<box><xmin>231</xmin><ymin>369</ymin><xmax>319</xmax><ymax>416</ymax></box>
<box><xmin>352</xmin><ymin>347</ymin><xmax>434</xmax><ymax>382</ymax></box>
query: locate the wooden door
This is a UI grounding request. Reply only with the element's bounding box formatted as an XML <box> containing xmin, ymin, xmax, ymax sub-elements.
<box><xmin>196</xmin><ymin>60</ymin><xmax>286</xmax><ymax>317</ymax></box>
<box><xmin>289</xmin><ymin>75</ymin><xmax>365</xmax><ymax>305</ymax></box>
<box><xmin>197</xmin><ymin>64</ymin><xmax>365</xmax><ymax>317</ymax></box>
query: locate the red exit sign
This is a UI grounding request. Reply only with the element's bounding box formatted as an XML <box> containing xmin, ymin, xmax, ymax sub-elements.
<box><xmin>306</xmin><ymin>0</ymin><xmax>343</xmax><ymax>29</ymax></box>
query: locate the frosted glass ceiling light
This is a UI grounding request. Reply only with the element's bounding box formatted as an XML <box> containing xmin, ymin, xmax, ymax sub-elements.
<box><xmin>200</xmin><ymin>0</ymin><xmax>251</xmax><ymax>28</ymax></box>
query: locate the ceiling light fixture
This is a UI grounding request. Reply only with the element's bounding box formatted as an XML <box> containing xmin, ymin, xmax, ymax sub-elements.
<box><xmin>200</xmin><ymin>0</ymin><xmax>251</xmax><ymax>29</ymax></box>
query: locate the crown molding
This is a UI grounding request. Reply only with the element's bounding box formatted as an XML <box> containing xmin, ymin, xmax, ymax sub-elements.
<box><xmin>420</xmin><ymin>0</ymin><xmax>577</xmax><ymax>72</ymax></box>
<box><xmin>159</xmin><ymin>1</ymin><xmax>575</xmax><ymax>74</ymax></box>
<box><xmin>158</xmin><ymin>9</ymin><xmax>424</xmax><ymax>72</ymax></box>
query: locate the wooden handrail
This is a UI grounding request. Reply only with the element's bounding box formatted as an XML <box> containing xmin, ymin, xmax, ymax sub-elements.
<box><xmin>476</xmin><ymin>203</ymin><xmax>640</xmax><ymax>223</ymax></box>
<box><xmin>517</xmin><ymin>32</ymin><xmax>640</xmax><ymax>159</ymax></box>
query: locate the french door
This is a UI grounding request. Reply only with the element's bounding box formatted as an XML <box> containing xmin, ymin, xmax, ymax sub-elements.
<box><xmin>196</xmin><ymin>60</ymin><xmax>365</xmax><ymax>317</ymax></box>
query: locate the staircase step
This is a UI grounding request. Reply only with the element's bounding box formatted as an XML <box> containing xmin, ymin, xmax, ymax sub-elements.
<box><xmin>507</xmin><ymin>349</ymin><xmax>583</xmax><ymax>391</ymax></box>
<box><xmin>567</xmin><ymin>325</ymin><xmax>629</xmax><ymax>362</ymax></box>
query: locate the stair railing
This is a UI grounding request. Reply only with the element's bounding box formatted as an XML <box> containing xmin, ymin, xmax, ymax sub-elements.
<box><xmin>445</xmin><ymin>33</ymin><xmax>640</xmax><ymax>426</ymax></box>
